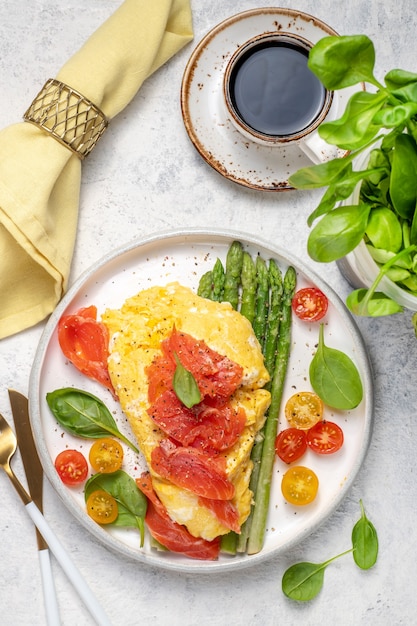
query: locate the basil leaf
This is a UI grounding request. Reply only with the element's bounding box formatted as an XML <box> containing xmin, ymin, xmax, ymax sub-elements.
<box><xmin>352</xmin><ymin>500</ymin><xmax>378</xmax><ymax>570</ymax></box>
<box><xmin>307</xmin><ymin>204</ymin><xmax>371</xmax><ymax>262</ymax></box>
<box><xmin>308</xmin><ymin>35</ymin><xmax>378</xmax><ymax>90</ymax></box>
<box><xmin>173</xmin><ymin>353</ymin><xmax>201</xmax><ymax>408</ymax></box>
<box><xmin>85</xmin><ymin>470</ymin><xmax>147</xmax><ymax>546</ymax></box>
<box><xmin>46</xmin><ymin>387</ymin><xmax>139</xmax><ymax>453</ymax></box>
<box><xmin>309</xmin><ymin>324</ymin><xmax>363</xmax><ymax>409</ymax></box>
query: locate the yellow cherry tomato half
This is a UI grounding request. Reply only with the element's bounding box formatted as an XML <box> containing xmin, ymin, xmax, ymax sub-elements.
<box><xmin>281</xmin><ymin>465</ymin><xmax>319</xmax><ymax>506</ymax></box>
<box><xmin>284</xmin><ymin>391</ymin><xmax>324</xmax><ymax>430</ymax></box>
<box><xmin>89</xmin><ymin>438</ymin><xmax>124</xmax><ymax>473</ymax></box>
<box><xmin>86</xmin><ymin>489</ymin><xmax>118</xmax><ymax>524</ymax></box>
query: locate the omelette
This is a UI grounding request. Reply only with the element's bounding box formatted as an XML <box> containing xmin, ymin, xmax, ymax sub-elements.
<box><xmin>102</xmin><ymin>282</ymin><xmax>271</xmax><ymax>542</ymax></box>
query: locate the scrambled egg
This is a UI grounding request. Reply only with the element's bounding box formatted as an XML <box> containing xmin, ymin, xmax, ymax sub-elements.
<box><xmin>102</xmin><ymin>283</ymin><xmax>271</xmax><ymax>541</ymax></box>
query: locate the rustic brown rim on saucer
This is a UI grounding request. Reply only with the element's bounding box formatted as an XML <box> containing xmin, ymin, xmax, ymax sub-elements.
<box><xmin>180</xmin><ymin>7</ymin><xmax>353</xmax><ymax>191</ymax></box>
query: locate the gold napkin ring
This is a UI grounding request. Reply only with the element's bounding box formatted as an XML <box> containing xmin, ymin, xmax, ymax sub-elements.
<box><xmin>23</xmin><ymin>79</ymin><xmax>109</xmax><ymax>159</ymax></box>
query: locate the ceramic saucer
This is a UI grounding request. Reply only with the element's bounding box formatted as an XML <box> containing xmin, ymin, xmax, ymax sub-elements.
<box><xmin>181</xmin><ymin>8</ymin><xmax>357</xmax><ymax>191</ymax></box>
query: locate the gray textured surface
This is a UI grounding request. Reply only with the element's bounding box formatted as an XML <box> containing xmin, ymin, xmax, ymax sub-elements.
<box><xmin>1</xmin><ymin>1</ymin><xmax>416</xmax><ymax>624</ymax></box>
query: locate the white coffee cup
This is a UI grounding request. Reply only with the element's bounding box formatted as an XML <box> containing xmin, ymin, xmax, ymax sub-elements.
<box><xmin>223</xmin><ymin>32</ymin><xmax>339</xmax><ymax>164</ymax></box>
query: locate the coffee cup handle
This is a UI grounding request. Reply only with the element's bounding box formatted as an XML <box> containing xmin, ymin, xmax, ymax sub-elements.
<box><xmin>299</xmin><ymin>130</ymin><xmax>340</xmax><ymax>164</ymax></box>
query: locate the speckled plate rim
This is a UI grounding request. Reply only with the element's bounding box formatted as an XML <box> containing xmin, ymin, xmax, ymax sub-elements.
<box><xmin>28</xmin><ymin>227</ymin><xmax>374</xmax><ymax>573</ymax></box>
<box><xmin>180</xmin><ymin>8</ymin><xmax>357</xmax><ymax>191</ymax></box>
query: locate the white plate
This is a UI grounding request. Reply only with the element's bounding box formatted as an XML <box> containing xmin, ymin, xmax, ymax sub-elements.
<box><xmin>29</xmin><ymin>228</ymin><xmax>373</xmax><ymax>573</ymax></box>
<box><xmin>181</xmin><ymin>8</ymin><xmax>358</xmax><ymax>191</ymax></box>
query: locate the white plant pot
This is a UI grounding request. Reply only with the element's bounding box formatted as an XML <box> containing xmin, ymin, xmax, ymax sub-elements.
<box><xmin>335</xmin><ymin>145</ymin><xmax>417</xmax><ymax>311</ymax></box>
<box><xmin>337</xmin><ymin>241</ymin><xmax>417</xmax><ymax>310</ymax></box>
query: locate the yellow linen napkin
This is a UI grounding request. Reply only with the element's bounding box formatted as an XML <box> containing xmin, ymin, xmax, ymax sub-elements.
<box><xmin>0</xmin><ymin>0</ymin><xmax>193</xmax><ymax>340</ymax></box>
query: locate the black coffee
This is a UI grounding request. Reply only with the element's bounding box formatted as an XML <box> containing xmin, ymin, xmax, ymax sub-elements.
<box><xmin>229</xmin><ymin>40</ymin><xmax>326</xmax><ymax>137</ymax></box>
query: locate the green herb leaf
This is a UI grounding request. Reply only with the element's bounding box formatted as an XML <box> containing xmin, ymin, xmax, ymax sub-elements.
<box><xmin>282</xmin><ymin>561</ymin><xmax>326</xmax><ymax>601</ymax></box>
<box><xmin>365</xmin><ymin>207</ymin><xmax>403</xmax><ymax>252</ymax></box>
<box><xmin>308</xmin><ymin>35</ymin><xmax>380</xmax><ymax>90</ymax></box>
<box><xmin>390</xmin><ymin>134</ymin><xmax>417</xmax><ymax>220</ymax></box>
<box><xmin>346</xmin><ymin>289</ymin><xmax>404</xmax><ymax>316</ymax></box>
<box><xmin>307</xmin><ymin>204</ymin><xmax>371</xmax><ymax>262</ymax></box>
<box><xmin>384</xmin><ymin>68</ymin><xmax>417</xmax><ymax>90</ymax></box>
<box><xmin>307</xmin><ymin>168</ymin><xmax>384</xmax><ymax>226</ymax></box>
<box><xmin>352</xmin><ymin>500</ymin><xmax>379</xmax><ymax>569</ymax></box>
<box><xmin>373</xmin><ymin>102</ymin><xmax>417</xmax><ymax>128</ymax></box>
<box><xmin>282</xmin><ymin>549</ymin><xmax>352</xmax><ymax>602</ymax></box>
<box><xmin>46</xmin><ymin>387</ymin><xmax>139</xmax><ymax>452</ymax></box>
<box><xmin>309</xmin><ymin>324</ymin><xmax>363</xmax><ymax>409</ymax></box>
<box><xmin>318</xmin><ymin>91</ymin><xmax>386</xmax><ymax>151</ymax></box>
<box><xmin>84</xmin><ymin>470</ymin><xmax>147</xmax><ymax>546</ymax></box>
<box><xmin>288</xmin><ymin>157</ymin><xmax>353</xmax><ymax>190</ymax></box>
<box><xmin>173</xmin><ymin>353</ymin><xmax>201</xmax><ymax>408</ymax></box>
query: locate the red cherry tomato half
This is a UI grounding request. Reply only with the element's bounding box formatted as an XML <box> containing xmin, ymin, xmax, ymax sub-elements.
<box><xmin>307</xmin><ymin>420</ymin><xmax>344</xmax><ymax>455</ymax></box>
<box><xmin>292</xmin><ymin>287</ymin><xmax>329</xmax><ymax>322</ymax></box>
<box><xmin>55</xmin><ymin>449</ymin><xmax>88</xmax><ymax>486</ymax></box>
<box><xmin>275</xmin><ymin>428</ymin><xmax>307</xmax><ymax>464</ymax></box>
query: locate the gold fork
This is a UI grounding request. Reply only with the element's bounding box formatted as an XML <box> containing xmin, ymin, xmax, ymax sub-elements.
<box><xmin>0</xmin><ymin>410</ymin><xmax>113</xmax><ymax>626</ymax></box>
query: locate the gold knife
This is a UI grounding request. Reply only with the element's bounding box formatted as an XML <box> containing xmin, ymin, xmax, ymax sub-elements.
<box><xmin>8</xmin><ymin>389</ymin><xmax>61</xmax><ymax>626</ymax></box>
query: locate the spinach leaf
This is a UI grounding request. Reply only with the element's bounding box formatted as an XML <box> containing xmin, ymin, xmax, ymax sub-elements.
<box><xmin>410</xmin><ymin>205</ymin><xmax>417</xmax><ymax>245</ymax></box>
<box><xmin>307</xmin><ymin>35</ymin><xmax>380</xmax><ymax>90</ymax></box>
<box><xmin>282</xmin><ymin>550</ymin><xmax>352</xmax><ymax>601</ymax></box>
<box><xmin>288</xmin><ymin>156</ymin><xmax>353</xmax><ymax>191</ymax></box>
<box><xmin>352</xmin><ymin>500</ymin><xmax>379</xmax><ymax>569</ymax></box>
<box><xmin>365</xmin><ymin>207</ymin><xmax>403</xmax><ymax>252</ymax></box>
<box><xmin>46</xmin><ymin>387</ymin><xmax>139</xmax><ymax>453</ymax></box>
<box><xmin>347</xmin><ymin>288</ymin><xmax>403</xmax><ymax>316</ymax></box>
<box><xmin>345</xmin><ymin>244</ymin><xmax>417</xmax><ymax>316</ymax></box>
<box><xmin>318</xmin><ymin>91</ymin><xmax>386</xmax><ymax>151</ymax></box>
<box><xmin>173</xmin><ymin>353</ymin><xmax>201</xmax><ymax>408</ymax></box>
<box><xmin>85</xmin><ymin>470</ymin><xmax>147</xmax><ymax>546</ymax></box>
<box><xmin>384</xmin><ymin>68</ymin><xmax>417</xmax><ymax>90</ymax></box>
<box><xmin>390</xmin><ymin>134</ymin><xmax>417</xmax><ymax>219</ymax></box>
<box><xmin>307</xmin><ymin>204</ymin><xmax>371</xmax><ymax>262</ymax></box>
<box><xmin>309</xmin><ymin>324</ymin><xmax>363</xmax><ymax>410</ymax></box>
<box><xmin>373</xmin><ymin>102</ymin><xmax>417</xmax><ymax>128</ymax></box>
<box><xmin>282</xmin><ymin>500</ymin><xmax>378</xmax><ymax>601</ymax></box>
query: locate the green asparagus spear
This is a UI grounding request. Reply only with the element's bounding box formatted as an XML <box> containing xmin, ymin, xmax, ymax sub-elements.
<box><xmin>263</xmin><ymin>259</ymin><xmax>284</xmax><ymax>378</ymax></box>
<box><xmin>212</xmin><ymin>258</ymin><xmax>225</xmax><ymax>302</ymax></box>
<box><xmin>220</xmin><ymin>531</ymin><xmax>239</xmax><ymax>555</ymax></box>
<box><xmin>197</xmin><ymin>270</ymin><xmax>214</xmax><ymax>299</ymax></box>
<box><xmin>236</xmin><ymin>427</ymin><xmax>264</xmax><ymax>552</ymax></box>
<box><xmin>237</xmin><ymin>259</ymin><xmax>282</xmax><ymax>552</ymax></box>
<box><xmin>247</xmin><ymin>265</ymin><xmax>297</xmax><ymax>555</ymax></box>
<box><xmin>240</xmin><ymin>251</ymin><xmax>257</xmax><ymax>323</ymax></box>
<box><xmin>223</xmin><ymin>241</ymin><xmax>244</xmax><ymax>310</ymax></box>
<box><xmin>252</xmin><ymin>256</ymin><xmax>269</xmax><ymax>346</ymax></box>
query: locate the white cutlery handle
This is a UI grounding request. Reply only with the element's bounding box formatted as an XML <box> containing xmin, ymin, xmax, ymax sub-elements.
<box><xmin>25</xmin><ymin>501</ymin><xmax>112</xmax><ymax>626</ymax></box>
<box><xmin>38</xmin><ymin>548</ymin><xmax>61</xmax><ymax>626</ymax></box>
